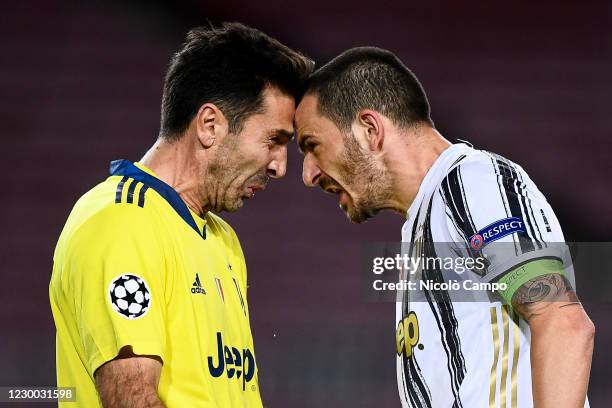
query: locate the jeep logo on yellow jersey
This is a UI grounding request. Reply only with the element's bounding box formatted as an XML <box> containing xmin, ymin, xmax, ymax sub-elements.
<box><xmin>396</xmin><ymin>311</ymin><xmax>421</xmax><ymax>358</ymax></box>
<box><xmin>208</xmin><ymin>332</ymin><xmax>255</xmax><ymax>391</ymax></box>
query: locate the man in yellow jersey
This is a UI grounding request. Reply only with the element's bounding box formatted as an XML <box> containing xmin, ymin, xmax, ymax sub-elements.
<box><xmin>50</xmin><ymin>22</ymin><xmax>312</xmax><ymax>407</ymax></box>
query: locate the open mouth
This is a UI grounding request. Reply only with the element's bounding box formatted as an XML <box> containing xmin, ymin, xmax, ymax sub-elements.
<box><xmin>245</xmin><ymin>184</ymin><xmax>266</xmax><ymax>199</ymax></box>
<box><xmin>321</xmin><ymin>185</ymin><xmax>350</xmax><ymax>210</ymax></box>
<box><xmin>324</xmin><ymin>186</ymin><xmax>342</xmax><ymax>195</ymax></box>
<box><xmin>319</xmin><ymin>176</ymin><xmax>350</xmax><ymax>210</ymax></box>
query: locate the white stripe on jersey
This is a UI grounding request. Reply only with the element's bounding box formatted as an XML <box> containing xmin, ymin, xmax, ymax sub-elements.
<box><xmin>396</xmin><ymin>143</ymin><xmax>588</xmax><ymax>408</ymax></box>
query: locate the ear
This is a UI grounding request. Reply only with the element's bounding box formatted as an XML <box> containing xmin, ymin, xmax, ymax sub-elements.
<box><xmin>195</xmin><ymin>103</ymin><xmax>228</xmax><ymax>149</ymax></box>
<box><xmin>356</xmin><ymin>109</ymin><xmax>384</xmax><ymax>153</ymax></box>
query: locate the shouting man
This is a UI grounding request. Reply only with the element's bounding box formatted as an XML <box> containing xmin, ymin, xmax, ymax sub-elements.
<box><xmin>295</xmin><ymin>47</ymin><xmax>593</xmax><ymax>407</ymax></box>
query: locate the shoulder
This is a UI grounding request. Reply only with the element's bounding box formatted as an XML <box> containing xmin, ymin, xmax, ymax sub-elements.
<box><xmin>56</xmin><ymin>176</ymin><xmax>164</xmax><ymax>258</ymax></box>
<box><xmin>434</xmin><ymin>148</ymin><xmax>535</xmax><ymax>199</ymax></box>
<box><xmin>431</xmin><ymin>149</ymin><xmax>491</xmax><ymax>205</ymax></box>
<box><xmin>53</xmin><ymin>179</ymin><xmax>170</xmax><ymax>301</ymax></box>
<box><xmin>68</xmin><ymin>175</ymin><xmax>157</xmax><ymax>218</ymax></box>
<box><xmin>444</xmin><ymin>149</ymin><xmax>499</xmax><ymax>181</ymax></box>
<box><xmin>453</xmin><ymin>149</ymin><xmax>534</xmax><ymax>182</ymax></box>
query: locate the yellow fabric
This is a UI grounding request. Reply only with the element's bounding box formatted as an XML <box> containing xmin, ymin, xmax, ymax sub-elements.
<box><xmin>50</xmin><ymin>163</ymin><xmax>262</xmax><ymax>407</ymax></box>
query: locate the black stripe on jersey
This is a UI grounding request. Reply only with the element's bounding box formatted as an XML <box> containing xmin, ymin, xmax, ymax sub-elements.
<box><xmin>138</xmin><ymin>185</ymin><xmax>149</xmax><ymax>208</ymax></box>
<box><xmin>422</xmin><ymin>197</ymin><xmax>466</xmax><ymax>408</ymax></box>
<box><xmin>412</xmin><ymin>356</ymin><xmax>433</xmax><ymax>406</ymax></box>
<box><xmin>497</xmin><ymin>155</ymin><xmax>543</xmax><ymax>250</ymax></box>
<box><xmin>115</xmin><ymin>177</ymin><xmax>149</xmax><ymax>208</ymax></box>
<box><xmin>450</xmin><ymin>154</ymin><xmax>467</xmax><ymax>168</ymax></box>
<box><xmin>456</xmin><ymin>167</ymin><xmax>478</xmax><ymax>241</ymax></box>
<box><xmin>488</xmin><ymin>154</ymin><xmax>537</xmax><ymax>253</ymax></box>
<box><xmin>422</xmin><ymin>288</ymin><xmax>466</xmax><ymax>407</ymax></box>
<box><xmin>403</xmin><ymin>356</ymin><xmax>433</xmax><ymax>408</ymax></box>
<box><xmin>508</xmin><ymin>159</ymin><xmax>546</xmax><ymax>248</ymax></box>
<box><xmin>403</xmin><ymin>206</ymin><xmax>421</xmax><ymax>315</ymax></box>
<box><xmin>441</xmin><ymin>167</ymin><xmax>476</xmax><ymax>241</ymax></box>
<box><xmin>487</xmin><ymin>156</ymin><xmax>511</xmax><ymax>217</ymax></box>
<box><xmin>400</xmin><ymin>207</ymin><xmax>433</xmax><ymax>408</ymax></box>
<box><xmin>485</xmin><ymin>154</ymin><xmax>519</xmax><ymax>255</ymax></box>
<box><xmin>440</xmin><ymin>166</ymin><xmax>482</xmax><ymax>262</ymax></box>
<box><xmin>126</xmin><ymin>180</ymin><xmax>139</xmax><ymax>204</ymax></box>
<box><xmin>115</xmin><ymin>176</ymin><xmax>129</xmax><ymax>203</ymax></box>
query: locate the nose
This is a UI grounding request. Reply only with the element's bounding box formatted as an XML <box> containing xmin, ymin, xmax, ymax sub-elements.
<box><xmin>266</xmin><ymin>145</ymin><xmax>287</xmax><ymax>179</ymax></box>
<box><xmin>302</xmin><ymin>154</ymin><xmax>322</xmax><ymax>187</ymax></box>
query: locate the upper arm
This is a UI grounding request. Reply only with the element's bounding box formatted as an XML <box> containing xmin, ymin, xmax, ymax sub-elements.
<box><xmin>67</xmin><ymin>205</ymin><xmax>170</xmax><ymax>376</ymax></box>
<box><xmin>95</xmin><ymin>346</ymin><xmax>164</xmax><ymax>408</ymax></box>
<box><xmin>440</xmin><ymin>156</ymin><xmax>575</xmax><ymax>305</ymax></box>
<box><xmin>507</xmin><ymin>263</ymin><xmax>579</xmax><ymax>322</ymax></box>
<box><xmin>509</xmin><ymin>268</ymin><xmax>595</xmax><ymax>346</ymax></box>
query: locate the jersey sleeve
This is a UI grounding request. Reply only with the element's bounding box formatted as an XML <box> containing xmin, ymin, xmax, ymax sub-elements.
<box><xmin>65</xmin><ymin>204</ymin><xmax>170</xmax><ymax>376</ymax></box>
<box><xmin>439</xmin><ymin>154</ymin><xmax>568</xmax><ymax>287</ymax></box>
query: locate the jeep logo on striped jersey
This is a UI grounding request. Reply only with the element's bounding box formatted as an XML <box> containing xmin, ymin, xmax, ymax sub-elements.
<box><xmin>396</xmin><ymin>311</ymin><xmax>421</xmax><ymax>358</ymax></box>
<box><xmin>208</xmin><ymin>332</ymin><xmax>255</xmax><ymax>390</ymax></box>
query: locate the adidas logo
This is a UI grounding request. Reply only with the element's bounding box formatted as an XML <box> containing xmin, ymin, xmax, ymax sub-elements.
<box><xmin>191</xmin><ymin>273</ymin><xmax>206</xmax><ymax>295</ymax></box>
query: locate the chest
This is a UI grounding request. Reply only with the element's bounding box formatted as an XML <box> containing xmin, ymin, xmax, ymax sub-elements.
<box><xmin>167</xmin><ymin>232</ymin><xmax>250</xmax><ymax>339</ymax></box>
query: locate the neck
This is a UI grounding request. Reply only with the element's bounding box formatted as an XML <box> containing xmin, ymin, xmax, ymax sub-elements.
<box><xmin>140</xmin><ymin>136</ymin><xmax>210</xmax><ymax>217</ymax></box>
<box><xmin>385</xmin><ymin>126</ymin><xmax>451</xmax><ymax>216</ymax></box>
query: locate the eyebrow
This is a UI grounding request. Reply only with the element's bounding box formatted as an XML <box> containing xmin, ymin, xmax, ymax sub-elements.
<box><xmin>271</xmin><ymin>128</ymin><xmax>295</xmax><ymax>140</ymax></box>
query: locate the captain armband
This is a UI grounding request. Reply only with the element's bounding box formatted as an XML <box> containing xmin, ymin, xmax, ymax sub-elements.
<box><xmin>495</xmin><ymin>258</ymin><xmax>566</xmax><ymax>305</ymax></box>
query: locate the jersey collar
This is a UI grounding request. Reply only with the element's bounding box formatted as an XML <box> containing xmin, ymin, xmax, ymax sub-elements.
<box><xmin>109</xmin><ymin>159</ymin><xmax>206</xmax><ymax>239</ymax></box>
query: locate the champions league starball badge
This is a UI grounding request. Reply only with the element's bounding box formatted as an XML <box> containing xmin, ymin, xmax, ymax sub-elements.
<box><xmin>108</xmin><ymin>274</ymin><xmax>151</xmax><ymax>319</ymax></box>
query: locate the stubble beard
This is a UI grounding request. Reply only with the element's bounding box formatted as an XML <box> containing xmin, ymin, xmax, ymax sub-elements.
<box><xmin>339</xmin><ymin>134</ymin><xmax>393</xmax><ymax>224</ymax></box>
<box><xmin>206</xmin><ymin>137</ymin><xmax>244</xmax><ymax>213</ymax></box>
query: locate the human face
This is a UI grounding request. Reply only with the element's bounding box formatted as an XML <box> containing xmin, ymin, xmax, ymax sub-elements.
<box><xmin>208</xmin><ymin>86</ymin><xmax>295</xmax><ymax>212</ymax></box>
<box><xmin>295</xmin><ymin>94</ymin><xmax>390</xmax><ymax>223</ymax></box>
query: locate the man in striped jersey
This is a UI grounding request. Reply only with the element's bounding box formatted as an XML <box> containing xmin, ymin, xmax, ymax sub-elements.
<box><xmin>295</xmin><ymin>47</ymin><xmax>594</xmax><ymax>407</ymax></box>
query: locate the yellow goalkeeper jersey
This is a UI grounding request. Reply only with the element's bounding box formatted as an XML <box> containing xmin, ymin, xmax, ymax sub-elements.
<box><xmin>49</xmin><ymin>160</ymin><xmax>263</xmax><ymax>407</ymax></box>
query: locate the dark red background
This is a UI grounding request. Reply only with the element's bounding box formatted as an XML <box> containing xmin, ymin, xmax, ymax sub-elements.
<box><xmin>1</xmin><ymin>0</ymin><xmax>610</xmax><ymax>406</ymax></box>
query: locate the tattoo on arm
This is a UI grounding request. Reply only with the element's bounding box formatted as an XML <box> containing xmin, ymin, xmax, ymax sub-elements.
<box><xmin>512</xmin><ymin>273</ymin><xmax>580</xmax><ymax>321</ymax></box>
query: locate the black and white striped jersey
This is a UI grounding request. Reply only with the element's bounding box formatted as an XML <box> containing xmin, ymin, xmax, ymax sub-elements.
<box><xmin>395</xmin><ymin>143</ymin><xmax>588</xmax><ymax>408</ymax></box>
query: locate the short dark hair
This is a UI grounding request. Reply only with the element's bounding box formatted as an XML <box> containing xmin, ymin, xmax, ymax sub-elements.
<box><xmin>305</xmin><ymin>47</ymin><xmax>432</xmax><ymax>132</ymax></box>
<box><xmin>160</xmin><ymin>22</ymin><xmax>313</xmax><ymax>140</ymax></box>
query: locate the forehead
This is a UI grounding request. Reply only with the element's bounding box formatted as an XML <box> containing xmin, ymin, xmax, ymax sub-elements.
<box><xmin>295</xmin><ymin>93</ymin><xmax>321</xmax><ymax>130</ymax></box>
<box><xmin>295</xmin><ymin>93</ymin><xmax>342</xmax><ymax>142</ymax></box>
<box><xmin>243</xmin><ymin>85</ymin><xmax>295</xmax><ymax>132</ymax></box>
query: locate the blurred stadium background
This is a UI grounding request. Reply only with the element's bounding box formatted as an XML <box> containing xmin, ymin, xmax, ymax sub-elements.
<box><xmin>1</xmin><ymin>0</ymin><xmax>610</xmax><ymax>406</ymax></box>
